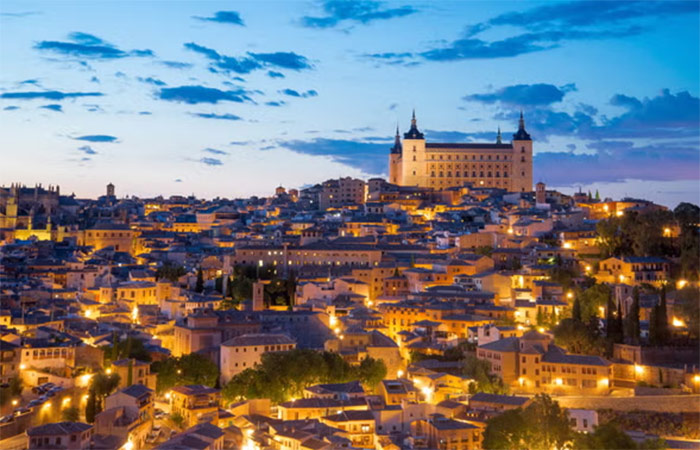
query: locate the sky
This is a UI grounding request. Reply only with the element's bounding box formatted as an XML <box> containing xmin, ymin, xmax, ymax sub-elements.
<box><xmin>0</xmin><ymin>1</ymin><xmax>698</xmax><ymax>208</ymax></box>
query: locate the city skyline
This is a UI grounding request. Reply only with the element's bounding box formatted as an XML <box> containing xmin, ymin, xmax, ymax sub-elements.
<box><xmin>1</xmin><ymin>1</ymin><xmax>699</xmax><ymax>207</ymax></box>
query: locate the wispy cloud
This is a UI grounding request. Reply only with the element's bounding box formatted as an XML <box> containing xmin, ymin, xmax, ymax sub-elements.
<box><xmin>157</xmin><ymin>85</ymin><xmax>252</xmax><ymax>104</ymax></box>
<box><xmin>301</xmin><ymin>0</ymin><xmax>417</xmax><ymax>28</ymax></box>
<box><xmin>136</xmin><ymin>76</ymin><xmax>166</xmax><ymax>86</ymax></box>
<box><xmin>159</xmin><ymin>60</ymin><xmax>194</xmax><ymax>69</ymax></box>
<box><xmin>189</xmin><ymin>112</ymin><xmax>242</xmax><ymax>121</ymax></box>
<box><xmin>184</xmin><ymin>42</ymin><xmax>312</xmax><ymax>75</ymax></box>
<box><xmin>0</xmin><ymin>90</ymin><xmax>103</xmax><ymax>100</ymax></box>
<box><xmin>365</xmin><ymin>1</ymin><xmax>697</xmax><ymax>64</ymax></box>
<box><xmin>465</xmin><ymin>83</ymin><xmax>576</xmax><ymax>106</ymax></box>
<box><xmin>35</xmin><ymin>32</ymin><xmax>154</xmax><ymax>59</ymax></box>
<box><xmin>278</xmin><ymin>137</ymin><xmax>387</xmax><ymax>173</ymax></box>
<box><xmin>203</xmin><ymin>148</ymin><xmax>229</xmax><ymax>155</ymax></box>
<box><xmin>77</xmin><ymin>145</ymin><xmax>97</xmax><ymax>155</ymax></box>
<box><xmin>267</xmin><ymin>71</ymin><xmax>285</xmax><ymax>79</ymax></box>
<box><xmin>200</xmin><ymin>157</ymin><xmax>223</xmax><ymax>166</ymax></box>
<box><xmin>73</xmin><ymin>134</ymin><xmax>119</xmax><ymax>143</ymax></box>
<box><xmin>279</xmin><ymin>88</ymin><xmax>318</xmax><ymax>98</ymax></box>
<box><xmin>39</xmin><ymin>104</ymin><xmax>63</xmax><ymax>112</ymax></box>
<box><xmin>193</xmin><ymin>11</ymin><xmax>244</xmax><ymax>26</ymax></box>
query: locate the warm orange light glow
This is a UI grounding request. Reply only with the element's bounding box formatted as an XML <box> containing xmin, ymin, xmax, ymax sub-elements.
<box><xmin>663</xmin><ymin>228</ymin><xmax>672</xmax><ymax>237</ymax></box>
<box><xmin>634</xmin><ymin>364</ymin><xmax>644</xmax><ymax>375</ymax></box>
<box><xmin>106</xmin><ymin>368</ymin><xmax>112</xmax><ymax>375</ymax></box>
<box><xmin>554</xmin><ymin>378</ymin><xmax>563</xmax><ymax>386</ymax></box>
<box><xmin>562</xmin><ymin>242</ymin><xmax>572</xmax><ymax>249</ymax></box>
<box><xmin>693</xmin><ymin>375</ymin><xmax>700</xmax><ymax>383</ymax></box>
<box><xmin>672</xmin><ymin>317</ymin><xmax>685</xmax><ymax>328</ymax></box>
<box><xmin>566</xmin><ymin>291</ymin><xmax>573</xmax><ymax>299</ymax></box>
<box><xmin>616</xmin><ymin>211</ymin><xmax>623</xmax><ymax>217</ymax></box>
<box><xmin>677</xmin><ymin>279</ymin><xmax>688</xmax><ymax>289</ymax></box>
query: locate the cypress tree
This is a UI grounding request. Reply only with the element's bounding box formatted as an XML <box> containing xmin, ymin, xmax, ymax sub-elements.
<box><xmin>195</xmin><ymin>267</ymin><xmax>204</xmax><ymax>293</ymax></box>
<box><xmin>85</xmin><ymin>387</ymin><xmax>96</xmax><ymax>423</ymax></box>
<box><xmin>615</xmin><ymin>301</ymin><xmax>624</xmax><ymax>343</ymax></box>
<box><xmin>572</xmin><ymin>297</ymin><xmax>582</xmax><ymax>322</ymax></box>
<box><xmin>628</xmin><ymin>287</ymin><xmax>641</xmax><ymax>344</ymax></box>
<box><xmin>658</xmin><ymin>284</ymin><xmax>669</xmax><ymax>344</ymax></box>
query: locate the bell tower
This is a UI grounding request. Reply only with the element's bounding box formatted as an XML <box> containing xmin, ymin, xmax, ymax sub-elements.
<box><xmin>511</xmin><ymin>111</ymin><xmax>533</xmax><ymax>193</ymax></box>
<box><xmin>401</xmin><ymin>110</ymin><xmax>425</xmax><ymax>187</ymax></box>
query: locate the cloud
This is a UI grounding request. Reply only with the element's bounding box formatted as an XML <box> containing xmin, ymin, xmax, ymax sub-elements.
<box><xmin>3</xmin><ymin>106</ymin><xmax>20</xmax><ymax>111</ymax></box>
<box><xmin>279</xmin><ymin>89</ymin><xmax>318</xmax><ymax>98</ymax></box>
<box><xmin>0</xmin><ymin>90</ymin><xmax>103</xmax><ymax>100</ymax></box>
<box><xmin>267</xmin><ymin>71</ymin><xmax>285</xmax><ymax>78</ymax></box>
<box><xmin>20</xmin><ymin>79</ymin><xmax>41</xmax><ymax>86</ymax></box>
<box><xmin>535</xmin><ymin>141</ymin><xmax>700</xmax><ymax>185</ymax></box>
<box><xmin>189</xmin><ymin>112</ymin><xmax>242</xmax><ymax>121</ymax></box>
<box><xmin>174</xmin><ymin>178</ymin><xmax>183</xmax><ymax>182</ymax></box>
<box><xmin>424</xmin><ymin>129</ymin><xmax>497</xmax><ymax>142</ymax></box>
<box><xmin>184</xmin><ymin>42</ymin><xmax>312</xmax><ymax>74</ymax></box>
<box><xmin>193</xmin><ymin>11</ymin><xmax>244</xmax><ymax>26</ymax></box>
<box><xmin>139</xmin><ymin>111</ymin><xmax>152</xmax><ymax>115</ymax></box>
<box><xmin>277</xmin><ymin>137</ymin><xmax>388</xmax><ymax>173</ymax></box>
<box><xmin>483</xmin><ymin>1</ymin><xmax>699</xmax><ymax>32</ymax></box>
<box><xmin>265</xmin><ymin>101</ymin><xmax>286</xmax><ymax>107</ymax></box>
<box><xmin>301</xmin><ymin>0</ymin><xmax>417</xmax><ymax>28</ymax></box>
<box><xmin>465</xmin><ymin>83</ymin><xmax>576</xmax><ymax>106</ymax></box>
<box><xmin>137</xmin><ymin>76</ymin><xmax>166</xmax><ymax>86</ymax></box>
<box><xmin>73</xmin><ymin>134</ymin><xmax>118</xmax><ymax>143</ymax></box>
<box><xmin>157</xmin><ymin>85</ymin><xmax>252</xmax><ymax>104</ymax></box>
<box><xmin>35</xmin><ymin>32</ymin><xmax>154</xmax><ymax>59</ymax></box>
<box><xmin>203</xmin><ymin>148</ymin><xmax>229</xmax><ymax>155</ymax></box>
<box><xmin>200</xmin><ymin>157</ymin><xmax>223</xmax><ymax>166</ymax></box>
<box><xmin>0</xmin><ymin>11</ymin><xmax>41</xmax><ymax>18</ymax></box>
<box><xmin>39</xmin><ymin>104</ymin><xmax>63</xmax><ymax>112</ymax></box>
<box><xmin>229</xmin><ymin>141</ymin><xmax>251</xmax><ymax>146</ymax></box>
<box><xmin>159</xmin><ymin>60</ymin><xmax>194</xmax><ymax>69</ymax></box>
<box><xmin>77</xmin><ymin>145</ymin><xmax>97</xmax><ymax>155</ymax></box>
<box><xmin>366</xmin><ymin>2</ymin><xmax>698</xmax><ymax>65</ymax></box>
<box><xmin>501</xmin><ymin>89</ymin><xmax>700</xmax><ymax>141</ymax></box>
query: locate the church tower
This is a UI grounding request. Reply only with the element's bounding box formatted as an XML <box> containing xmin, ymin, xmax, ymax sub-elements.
<box><xmin>511</xmin><ymin>111</ymin><xmax>533</xmax><ymax>192</ymax></box>
<box><xmin>400</xmin><ymin>110</ymin><xmax>425</xmax><ymax>186</ymax></box>
<box><xmin>388</xmin><ymin>125</ymin><xmax>402</xmax><ymax>185</ymax></box>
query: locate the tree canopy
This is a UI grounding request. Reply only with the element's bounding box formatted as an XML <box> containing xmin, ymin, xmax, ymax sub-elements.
<box><xmin>151</xmin><ymin>353</ymin><xmax>219</xmax><ymax>393</ymax></box>
<box><xmin>222</xmin><ymin>349</ymin><xmax>386</xmax><ymax>404</ymax></box>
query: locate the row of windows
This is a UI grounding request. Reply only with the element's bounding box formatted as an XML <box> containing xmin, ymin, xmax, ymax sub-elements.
<box><xmin>425</xmin><ymin>153</ymin><xmax>512</xmax><ymax>161</ymax></box>
<box><xmin>86</xmin><ymin>232</ymin><xmax>129</xmax><ymax>238</ymax></box>
<box><xmin>430</xmin><ymin>171</ymin><xmax>510</xmax><ymax>178</ymax></box>
<box><xmin>232</xmin><ymin>344</ymin><xmax>294</xmax><ymax>353</ymax></box>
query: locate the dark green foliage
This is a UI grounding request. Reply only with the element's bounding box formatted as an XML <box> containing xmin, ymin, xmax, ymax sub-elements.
<box><xmin>151</xmin><ymin>353</ymin><xmax>219</xmax><ymax>393</ymax></box>
<box><xmin>195</xmin><ymin>267</ymin><xmax>204</xmax><ymax>293</ymax></box>
<box><xmin>475</xmin><ymin>246</ymin><xmax>493</xmax><ymax>257</ymax></box>
<box><xmin>156</xmin><ymin>262</ymin><xmax>187</xmax><ymax>282</ymax></box>
<box><xmin>649</xmin><ymin>285</ymin><xmax>670</xmax><ymax>346</ymax></box>
<box><xmin>104</xmin><ymin>335</ymin><xmax>152</xmax><ymax>365</ymax></box>
<box><xmin>553</xmin><ymin>318</ymin><xmax>605</xmax><ymax>356</ymax></box>
<box><xmin>85</xmin><ymin>387</ymin><xmax>96</xmax><ymax>423</ymax></box>
<box><xmin>0</xmin><ymin>376</ymin><xmax>22</xmax><ymax>406</ymax></box>
<box><xmin>624</xmin><ymin>287</ymin><xmax>641</xmax><ymax>344</ymax></box>
<box><xmin>86</xmin><ymin>371</ymin><xmax>121</xmax><ymax>422</ymax></box>
<box><xmin>572</xmin><ymin>296</ymin><xmax>582</xmax><ymax>322</ymax></box>
<box><xmin>573</xmin><ymin>421</ymin><xmax>665</xmax><ymax>449</ymax></box>
<box><xmin>482</xmin><ymin>394</ymin><xmax>571</xmax><ymax>450</ymax></box>
<box><xmin>675</xmin><ymin>286</ymin><xmax>700</xmax><ymax>339</ymax></box>
<box><xmin>575</xmin><ymin>284</ymin><xmax>610</xmax><ymax>323</ymax></box>
<box><xmin>605</xmin><ymin>293</ymin><xmax>623</xmax><ymax>344</ymax></box>
<box><xmin>222</xmin><ymin>349</ymin><xmax>386</xmax><ymax>403</ymax></box>
<box><xmin>462</xmin><ymin>354</ymin><xmax>508</xmax><ymax>394</ymax></box>
<box><xmin>170</xmin><ymin>412</ymin><xmax>185</xmax><ymax>429</ymax></box>
<box><xmin>62</xmin><ymin>406</ymin><xmax>80</xmax><ymax>422</ymax></box>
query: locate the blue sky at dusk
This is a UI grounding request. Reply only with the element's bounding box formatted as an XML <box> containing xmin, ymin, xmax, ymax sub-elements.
<box><xmin>1</xmin><ymin>1</ymin><xmax>698</xmax><ymax>207</ymax></box>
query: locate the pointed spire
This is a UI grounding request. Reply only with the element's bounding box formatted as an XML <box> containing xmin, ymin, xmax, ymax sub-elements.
<box><xmin>404</xmin><ymin>109</ymin><xmax>424</xmax><ymax>140</ymax></box>
<box><xmin>496</xmin><ymin>126</ymin><xmax>502</xmax><ymax>144</ymax></box>
<box><xmin>513</xmin><ymin>110</ymin><xmax>531</xmax><ymax>141</ymax></box>
<box><xmin>391</xmin><ymin>123</ymin><xmax>402</xmax><ymax>154</ymax></box>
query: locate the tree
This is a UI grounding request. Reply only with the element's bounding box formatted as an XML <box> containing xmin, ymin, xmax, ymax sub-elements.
<box><xmin>576</xmin><ymin>284</ymin><xmax>610</xmax><ymax>323</ymax></box>
<box><xmin>482</xmin><ymin>394</ymin><xmax>570</xmax><ymax>450</ymax></box>
<box><xmin>625</xmin><ymin>287</ymin><xmax>641</xmax><ymax>344</ymax></box>
<box><xmin>104</xmin><ymin>336</ymin><xmax>152</xmax><ymax>365</ymax></box>
<box><xmin>605</xmin><ymin>293</ymin><xmax>622</xmax><ymax>344</ymax></box>
<box><xmin>85</xmin><ymin>387</ymin><xmax>97</xmax><ymax>423</ymax></box>
<box><xmin>170</xmin><ymin>412</ymin><xmax>185</xmax><ymax>429</ymax></box>
<box><xmin>573</xmin><ymin>421</ymin><xmax>665</xmax><ymax>449</ymax></box>
<box><xmin>520</xmin><ymin>394</ymin><xmax>572</xmax><ymax>450</ymax></box>
<box><xmin>572</xmin><ymin>296</ymin><xmax>582</xmax><ymax>322</ymax></box>
<box><xmin>675</xmin><ymin>286</ymin><xmax>700</xmax><ymax>339</ymax></box>
<box><xmin>222</xmin><ymin>349</ymin><xmax>386</xmax><ymax>404</ymax></box>
<box><xmin>356</xmin><ymin>357</ymin><xmax>387</xmax><ymax>390</ymax></box>
<box><xmin>649</xmin><ymin>286</ymin><xmax>670</xmax><ymax>346</ymax></box>
<box><xmin>553</xmin><ymin>318</ymin><xmax>604</xmax><ymax>356</ymax></box>
<box><xmin>62</xmin><ymin>406</ymin><xmax>80</xmax><ymax>422</ymax></box>
<box><xmin>195</xmin><ymin>267</ymin><xmax>204</xmax><ymax>293</ymax></box>
<box><xmin>482</xmin><ymin>409</ymin><xmax>526</xmax><ymax>450</ymax></box>
<box><xmin>463</xmin><ymin>355</ymin><xmax>508</xmax><ymax>394</ymax></box>
<box><xmin>151</xmin><ymin>353</ymin><xmax>219</xmax><ymax>393</ymax></box>
<box><xmin>156</xmin><ymin>262</ymin><xmax>186</xmax><ymax>283</ymax></box>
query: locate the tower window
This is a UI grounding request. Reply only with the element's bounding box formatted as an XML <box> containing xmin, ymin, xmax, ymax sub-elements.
<box><xmin>480</xmin><ymin>155</ymin><xmax>484</xmax><ymax>160</ymax></box>
<box><xmin>521</xmin><ymin>157</ymin><xmax>526</xmax><ymax>162</ymax></box>
<box><xmin>413</xmin><ymin>146</ymin><xmax>416</xmax><ymax>151</ymax></box>
<box><xmin>431</xmin><ymin>171</ymin><xmax>435</xmax><ymax>177</ymax></box>
<box><xmin>496</xmin><ymin>155</ymin><xmax>500</xmax><ymax>160</ymax></box>
<box><xmin>413</xmin><ymin>156</ymin><xmax>416</xmax><ymax>161</ymax></box>
<box><xmin>447</xmin><ymin>171</ymin><xmax>452</xmax><ymax>177</ymax></box>
<box><xmin>439</xmin><ymin>171</ymin><xmax>444</xmax><ymax>177</ymax></box>
<box><xmin>522</xmin><ymin>171</ymin><xmax>525</xmax><ymax>176</ymax></box>
<box><xmin>472</xmin><ymin>155</ymin><xmax>476</xmax><ymax>160</ymax></box>
<box><xmin>472</xmin><ymin>172</ymin><xmax>476</xmax><ymax>177</ymax></box>
<box><xmin>480</xmin><ymin>171</ymin><xmax>484</xmax><ymax>177</ymax></box>
<box><xmin>412</xmin><ymin>170</ymin><xmax>416</xmax><ymax>176</ymax></box>
<box><xmin>521</xmin><ymin>147</ymin><xmax>525</xmax><ymax>152</ymax></box>
<box><xmin>439</xmin><ymin>155</ymin><xmax>443</xmax><ymax>160</ymax></box>
<box><xmin>496</xmin><ymin>172</ymin><xmax>500</xmax><ymax>177</ymax></box>
<box><xmin>488</xmin><ymin>172</ymin><xmax>492</xmax><ymax>178</ymax></box>
<box><xmin>488</xmin><ymin>155</ymin><xmax>492</xmax><ymax>160</ymax></box>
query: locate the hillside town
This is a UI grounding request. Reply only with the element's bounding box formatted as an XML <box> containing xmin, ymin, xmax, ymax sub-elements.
<box><xmin>0</xmin><ymin>166</ymin><xmax>698</xmax><ymax>450</ymax></box>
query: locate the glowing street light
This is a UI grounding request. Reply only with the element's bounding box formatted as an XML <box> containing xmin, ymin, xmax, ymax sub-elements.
<box><xmin>672</xmin><ymin>317</ymin><xmax>685</xmax><ymax>328</ymax></box>
<box><xmin>634</xmin><ymin>364</ymin><xmax>644</xmax><ymax>375</ymax></box>
<box><xmin>677</xmin><ymin>279</ymin><xmax>688</xmax><ymax>289</ymax></box>
<box><xmin>396</xmin><ymin>370</ymin><xmax>404</xmax><ymax>378</ymax></box>
<box><xmin>11</xmin><ymin>399</ymin><xmax>18</xmax><ymax>406</ymax></box>
<box><xmin>106</xmin><ymin>368</ymin><xmax>112</xmax><ymax>375</ymax></box>
<box><xmin>566</xmin><ymin>291</ymin><xmax>573</xmax><ymax>299</ymax></box>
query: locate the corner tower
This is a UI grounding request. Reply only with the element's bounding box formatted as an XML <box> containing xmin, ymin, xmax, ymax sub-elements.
<box><xmin>511</xmin><ymin>112</ymin><xmax>533</xmax><ymax>192</ymax></box>
<box><xmin>400</xmin><ymin>110</ymin><xmax>425</xmax><ymax>186</ymax></box>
